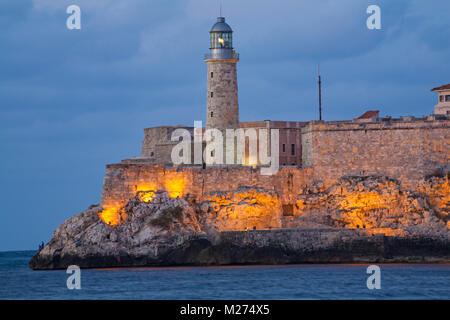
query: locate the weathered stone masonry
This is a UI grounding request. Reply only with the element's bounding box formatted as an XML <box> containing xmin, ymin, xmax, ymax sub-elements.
<box><xmin>302</xmin><ymin>118</ymin><xmax>450</xmax><ymax>188</ymax></box>
<box><xmin>102</xmin><ymin>117</ymin><xmax>449</xmax><ymax>211</ymax></box>
<box><xmin>206</xmin><ymin>60</ymin><xmax>239</xmax><ymax>129</ymax></box>
<box><xmin>101</xmin><ymin>164</ymin><xmax>314</xmax><ymax>210</ymax></box>
<box><xmin>29</xmin><ymin>16</ymin><xmax>450</xmax><ymax>270</ymax></box>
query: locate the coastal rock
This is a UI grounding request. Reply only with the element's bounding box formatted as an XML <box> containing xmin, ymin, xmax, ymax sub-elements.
<box><xmin>202</xmin><ymin>186</ymin><xmax>282</xmax><ymax>231</ymax></box>
<box><xmin>30</xmin><ymin>176</ymin><xmax>450</xmax><ymax>269</ymax></box>
<box><xmin>291</xmin><ymin>175</ymin><xmax>449</xmax><ymax>238</ymax></box>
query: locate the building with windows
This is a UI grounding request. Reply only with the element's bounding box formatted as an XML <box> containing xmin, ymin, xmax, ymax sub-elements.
<box><xmin>432</xmin><ymin>84</ymin><xmax>450</xmax><ymax>115</ymax></box>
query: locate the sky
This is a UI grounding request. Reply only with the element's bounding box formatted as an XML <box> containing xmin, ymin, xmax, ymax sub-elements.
<box><xmin>0</xmin><ymin>0</ymin><xmax>449</xmax><ymax>251</ymax></box>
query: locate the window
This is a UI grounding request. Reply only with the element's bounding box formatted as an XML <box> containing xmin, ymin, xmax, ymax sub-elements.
<box><xmin>211</xmin><ymin>92</ymin><xmax>214</xmax><ymax>98</ymax></box>
<box><xmin>210</xmin><ymin>32</ymin><xmax>233</xmax><ymax>49</ymax></box>
<box><xmin>291</xmin><ymin>144</ymin><xmax>295</xmax><ymax>155</ymax></box>
<box><xmin>210</xmin><ymin>112</ymin><xmax>213</xmax><ymax>117</ymax></box>
<box><xmin>211</xmin><ymin>151</ymin><xmax>214</xmax><ymax>157</ymax></box>
<box><xmin>211</xmin><ymin>72</ymin><xmax>213</xmax><ymax>78</ymax></box>
<box><xmin>150</xmin><ymin>152</ymin><xmax>154</xmax><ymax>157</ymax></box>
<box><xmin>440</xmin><ymin>95</ymin><xmax>444</xmax><ymax>102</ymax></box>
<box><xmin>282</xmin><ymin>144</ymin><xmax>286</xmax><ymax>153</ymax></box>
<box><xmin>446</xmin><ymin>95</ymin><xmax>450</xmax><ymax>102</ymax></box>
<box><xmin>282</xmin><ymin>204</ymin><xmax>294</xmax><ymax>216</ymax></box>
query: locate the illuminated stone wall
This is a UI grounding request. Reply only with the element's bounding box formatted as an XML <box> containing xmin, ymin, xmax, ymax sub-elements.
<box><xmin>100</xmin><ymin>164</ymin><xmax>314</xmax><ymax>210</ymax></box>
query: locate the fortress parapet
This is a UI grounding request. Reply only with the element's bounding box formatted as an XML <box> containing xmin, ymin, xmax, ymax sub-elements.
<box><xmin>302</xmin><ymin>114</ymin><xmax>450</xmax><ymax>186</ymax></box>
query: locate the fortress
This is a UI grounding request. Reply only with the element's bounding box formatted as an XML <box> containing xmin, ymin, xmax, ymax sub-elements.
<box><xmin>98</xmin><ymin>17</ymin><xmax>449</xmax><ymax>227</ymax></box>
<box><xmin>31</xmin><ymin>17</ymin><xmax>450</xmax><ymax>269</ymax></box>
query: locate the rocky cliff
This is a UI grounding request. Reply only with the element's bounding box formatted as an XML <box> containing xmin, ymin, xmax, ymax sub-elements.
<box><xmin>30</xmin><ymin>175</ymin><xmax>449</xmax><ymax>269</ymax></box>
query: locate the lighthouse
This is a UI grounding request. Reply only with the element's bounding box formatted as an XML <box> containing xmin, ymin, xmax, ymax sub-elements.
<box><xmin>205</xmin><ymin>17</ymin><xmax>240</xmax><ymax>130</ymax></box>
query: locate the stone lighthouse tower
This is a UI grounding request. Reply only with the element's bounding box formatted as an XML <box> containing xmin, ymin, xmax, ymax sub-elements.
<box><xmin>205</xmin><ymin>17</ymin><xmax>239</xmax><ymax>130</ymax></box>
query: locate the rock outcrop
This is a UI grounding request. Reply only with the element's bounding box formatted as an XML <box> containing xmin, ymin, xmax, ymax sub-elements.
<box><xmin>289</xmin><ymin>175</ymin><xmax>449</xmax><ymax>237</ymax></box>
<box><xmin>30</xmin><ymin>176</ymin><xmax>450</xmax><ymax>270</ymax></box>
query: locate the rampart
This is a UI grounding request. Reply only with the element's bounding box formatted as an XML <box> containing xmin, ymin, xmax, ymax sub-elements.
<box><xmin>302</xmin><ymin>118</ymin><xmax>450</xmax><ymax>187</ymax></box>
<box><xmin>100</xmin><ymin>164</ymin><xmax>314</xmax><ymax>209</ymax></box>
<box><xmin>101</xmin><ymin>116</ymin><xmax>449</xmax><ymax>213</ymax></box>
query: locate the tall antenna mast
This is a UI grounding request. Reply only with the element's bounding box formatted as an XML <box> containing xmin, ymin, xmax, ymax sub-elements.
<box><xmin>220</xmin><ymin>1</ymin><xmax>222</xmax><ymax>16</ymax></box>
<box><xmin>318</xmin><ymin>64</ymin><xmax>322</xmax><ymax>121</ymax></box>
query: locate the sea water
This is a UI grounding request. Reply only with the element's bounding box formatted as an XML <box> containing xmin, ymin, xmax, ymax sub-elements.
<box><xmin>0</xmin><ymin>251</ymin><xmax>448</xmax><ymax>299</ymax></box>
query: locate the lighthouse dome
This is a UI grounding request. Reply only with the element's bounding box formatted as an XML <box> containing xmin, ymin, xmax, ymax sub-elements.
<box><xmin>210</xmin><ymin>17</ymin><xmax>232</xmax><ymax>32</ymax></box>
<box><xmin>206</xmin><ymin>16</ymin><xmax>237</xmax><ymax>60</ymax></box>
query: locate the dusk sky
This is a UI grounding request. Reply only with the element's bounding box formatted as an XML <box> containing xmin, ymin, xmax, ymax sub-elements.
<box><xmin>1</xmin><ymin>0</ymin><xmax>449</xmax><ymax>251</ymax></box>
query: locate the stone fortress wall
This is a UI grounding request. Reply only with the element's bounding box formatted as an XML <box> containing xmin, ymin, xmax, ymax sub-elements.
<box><xmin>100</xmin><ymin>164</ymin><xmax>314</xmax><ymax>210</ymax></box>
<box><xmin>101</xmin><ymin>113</ymin><xmax>449</xmax><ymax>214</ymax></box>
<box><xmin>141</xmin><ymin>120</ymin><xmax>307</xmax><ymax>167</ymax></box>
<box><xmin>141</xmin><ymin>125</ymin><xmax>194</xmax><ymax>163</ymax></box>
<box><xmin>302</xmin><ymin>115</ymin><xmax>450</xmax><ymax>188</ymax></box>
<box><xmin>137</xmin><ymin>114</ymin><xmax>448</xmax><ymax>173</ymax></box>
<box><xmin>139</xmin><ymin>115</ymin><xmax>449</xmax><ymax>176</ymax></box>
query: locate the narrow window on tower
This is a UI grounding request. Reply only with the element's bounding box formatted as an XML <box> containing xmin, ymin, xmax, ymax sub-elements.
<box><xmin>211</xmin><ymin>72</ymin><xmax>213</xmax><ymax>78</ymax></box>
<box><xmin>282</xmin><ymin>144</ymin><xmax>286</xmax><ymax>153</ymax></box>
<box><xmin>291</xmin><ymin>144</ymin><xmax>295</xmax><ymax>155</ymax></box>
<box><xmin>211</xmin><ymin>92</ymin><xmax>214</xmax><ymax>98</ymax></box>
<box><xmin>211</xmin><ymin>112</ymin><xmax>213</xmax><ymax>117</ymax></box>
